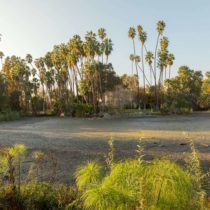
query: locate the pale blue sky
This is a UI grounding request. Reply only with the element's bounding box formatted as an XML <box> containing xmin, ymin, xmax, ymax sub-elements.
<box><xmin>0</xmin><ymin>0</ymin><xmax>210</xmax><ymax>76</ymax></box>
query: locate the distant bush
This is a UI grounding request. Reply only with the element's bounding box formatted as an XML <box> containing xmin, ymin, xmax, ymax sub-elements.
<box><xmin>160</xmin><ymin>100</ymin><xmax>193</xmax><ymax>114</ymax></box>
<box><xmin>0</xmin><ymin>111</ymin><xmax>20</xmax><ymax>121</ymax></box>
<box><xmin>0</xmin><ymin>96</ymin><xmax>10</xmax><ymax>111</ymax></box>
<box><xmin>72</xmin><ymin>103</ymin><xmax>93</xmax><ymax>117</ymax></box>
<box><xmin>10</xmin><ymin>91</ymin><xmax>21</xmax><ymax>111</ymax></box>
<box><xmin>31</xmin><ymin>96</ymin><xmax>44</xmax><ymax>115</ymax></box>
<box><xmin>49</xmin><ymin>98</ymin><xmax>67</xmax><ymax>116</ymax></box>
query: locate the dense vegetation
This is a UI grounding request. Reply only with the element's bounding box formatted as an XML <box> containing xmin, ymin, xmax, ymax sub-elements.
<box><xmin>0</xmin><ymin>139</ymin><xmax>209</xmax><ymax>209</ymax></box>
<box><xmin>0</xmin><ymin>21</ymin><xmax>209</xmax><ymax>119</ymax></box>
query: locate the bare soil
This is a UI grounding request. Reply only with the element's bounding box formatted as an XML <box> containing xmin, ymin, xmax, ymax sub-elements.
<box><xmin>0</xmin><ymin>112</ymin><xmax>209</xmax><ymax>192</ymax></box>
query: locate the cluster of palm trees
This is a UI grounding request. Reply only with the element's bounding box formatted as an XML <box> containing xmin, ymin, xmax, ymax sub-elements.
<box><xmin>0</xmin><ymin>29</ymin><xmax>118</xmax><ymax>114</ymax></box>
<box><xmin>128</xmin><ymin>20</ymin><xmax>175</xmax><ymax>110</ymax></box>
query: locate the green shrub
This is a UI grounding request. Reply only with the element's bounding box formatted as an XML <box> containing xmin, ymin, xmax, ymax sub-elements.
<box><xmin>31</xmin><ymin>96</ymin><xmax>44</xmax><ymax>115</ymax></box>
<box><xmin>49</xmin><ymin>98</ymin><xmax>66</xmax><ymax>115</ymax></box>
<box><xmin>0</xmin><ymin>111</ymin><xmax>20</xmax><ymax>121</ymax></box>
<box><xmin>76</xmin><ymin>159</ymin><xmax>199</xmax><ymax>210</ymax></box>
<box><xmin>75</xmin><ymin>137</ymin><xmax>209</xmax><ymax>210</ymax></box>
<box><xmin>72</xmin><ymin>103</ymin><xmax>93</xmax><ymax>117</ymax></box>
<box><xmin>10</xmin><ymin>91</ymin><xmax>21</xmax><ymax>111</ymax></box>
<box><xmin>160</xmin><ymin>103</ymin><xmax>170</xmax><ymax>114</ymax></box>
<box><xmin>0</xmin><ymin>142</ymin><xmax>208</xmax><ymax>210</ymax></box>
<box><xmin>20</xmin><ymin>181</ymin><xmax>57</xmax><ymax>209</ymax></box>
<box><xmin>0</xmin><ymin>96</ymin><xmax>10</xmax><ymax>111</ymax></box>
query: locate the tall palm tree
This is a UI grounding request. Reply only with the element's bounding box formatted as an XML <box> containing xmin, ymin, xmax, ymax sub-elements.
<box><xmin>103</xmin><ymin>38</ymin><xmax>113</xmax><ymax>64</ymax></box>
<box><xmin>98</xmin><ymin>28</ymin><xmax>106</xmax><ymax>40</ymax></box>
<box><xmin>167</xmin><ymin>53</ymin><xmax>175</xmax><ymax>78</ymax></box>
<box><xmin>160</xmin><ymin>36</ymin><xmax>169</xmax><ymax>51</ymax></box>
<box><xmin>145</xmin><ymin>51</ymin><xmax>154</xmax><ymax>84</ymax></box>
<box><xmin>129</xmin><ymin>54</ymin><xmax>135</xmax><ymax>74</ymax></box>
<box><xmin>138</xmin><ymin>30</ymin><xmax>147</xmax><ymax>110</ymax></box>
<box><xmin>128</xmin><ymin>27</ymin><xmax>140</xmax><ymax>108</ymax></box>
<box><xmin>98</xmin><ymin>28</ymin><xmax>106</xmax><ymax>63</ymax></box>
<box><xmin>0</xmin><ymin>51</ymin><xmax>4</xmax><ymax>66</ymax></box>
<box><xmin>154</xmin><ymin>20</ymin><xmax>166</xmax><ymax>109</ymax></box>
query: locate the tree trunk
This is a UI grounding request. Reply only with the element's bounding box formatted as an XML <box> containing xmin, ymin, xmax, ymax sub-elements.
<box><xmin>141</xmin><ymin>44</ymin><xmax>146</xmax><ymax>111</ymax></box>
<box><xmin>132</xmin><ymin>39</ymin><xmax>140</xmax><ymax>109</ymax></box>
<box><xmin>154</xmin><ymin>34</ymin><xmax>160</xmax><ymax>110</ymax></box>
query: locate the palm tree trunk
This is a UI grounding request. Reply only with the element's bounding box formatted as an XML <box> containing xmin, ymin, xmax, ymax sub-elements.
<box><xmin>141</xmin><ymin>44</ymin><xmax>146</xmax><ymax>111</ymax></box>
<box><xmin>154</xmin><ymin>33</ymin><xmax>160</xmax><ymax>110</ymax></box>
<box><xmin>169</xmin><ymin>66</ymin><xmax>171</xmax><ymax>78</ymax></box>
<box><xmin>132</xmin><ymin>39</ymin><xmax>140</xmax><ymax>109</ymax></box>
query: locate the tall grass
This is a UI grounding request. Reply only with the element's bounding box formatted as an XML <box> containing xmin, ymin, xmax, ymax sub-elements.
<box><xmin>76</xmin><ymin>137</ymin><xmax>209</xmax><ymax>210</ymax></box>
<box><xmin>0</xmin><ymin>138</ymin><xmax>208</xmax><ymax>209</ymax></box>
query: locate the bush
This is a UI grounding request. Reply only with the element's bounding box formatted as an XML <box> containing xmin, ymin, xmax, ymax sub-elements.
<box><xmin>76</xmin><ymin>159</ymin><xmax>199</xmax><ymax>210</ymax></box>
<box><xmin>20</xmin><ymin>181</ymin><xmax>57</xmax><ymax>209</ymax></box>
<box><xmin>31</xmin><ymin>96</ymin><xmax>44</xmax><ymax>115</ymax></box>
<box><xmin>72</xmin><ymin>103</ymin><xmax>93</xmax><ymax>117</ymax></box>
<box><xmin>76</xmin><ymin>138</ymin><xmax>209</xmax><ymax>210</ymax></box>
<box><xmin>0</xmin><ymin>182</ymin><xmax>79</xmax><ymax>210</ymax></box>
<box><xmin>0</xmin><ymin>111</ymin><xmax>20</xmax><ymax>121</ymax></box>
<box><xmin>0</xmin><ymin>96</ymin><xmax>10</xmax><ymax>111</ymax></box>
<box><xmin>10</xmin><ymin>91</ymin><xmax>21</xmax><ymax>111</ymax></box>
<box><xmin>49</xmin><ymin>98</ymin><xmax>66</xmax><ymax>116</ymax></box>
<box><xmin>161</xmin><ymin>99</ymin><xmax>193</xmax><ymax>114</ymax></box>
<box><xmin>0</xmin><ymin>142</ymin><xmax>208</xmax><ymax>210</ymax></box>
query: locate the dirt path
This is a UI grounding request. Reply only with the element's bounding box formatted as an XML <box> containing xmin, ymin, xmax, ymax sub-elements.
<box><xmin>0</xmin><ymin>113</ymin><xmax>209</xmax><ymax>192</ymax></box>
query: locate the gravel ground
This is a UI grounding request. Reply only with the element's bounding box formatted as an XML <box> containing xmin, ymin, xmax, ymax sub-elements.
<box><xmin>0</xmin><ymin>112</ymin><xmax>209</xmax><ymax>192</ymax></box>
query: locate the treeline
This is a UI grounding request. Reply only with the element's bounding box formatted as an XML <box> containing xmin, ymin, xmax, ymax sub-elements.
<box><xmin>127</xmin><ymin>21</ymin><xmax>210</xmax><ymax>112</ymax></box>
<box><xmin>0</xmin><ymin>22</ymin><xmax>210</xmax><ymax>118</ymax></box>
<box><xmin>0</xmin><ymin>29</ymin><xmax>121</xmax><ymax>117</ymax></box>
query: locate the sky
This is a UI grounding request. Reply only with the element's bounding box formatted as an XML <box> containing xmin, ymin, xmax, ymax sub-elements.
<box><xmin>0</xmin><ymin>0</ymin><xmax>210</xmax><ymax>77</ymax></box>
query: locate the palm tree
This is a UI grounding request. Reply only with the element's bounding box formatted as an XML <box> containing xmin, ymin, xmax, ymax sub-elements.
<box><xmin>98</xmin><ymin>28</ymin><xmax>106</xmax><ymax>40</ymax></box>
<box><xmin>0</xmin><ymin>51</ymin><xmax>4</xmax><ymax>66</ymax></box>
<box><xmin>129</xmin><ymin>54</ymin><xmax>135</xmax><ymax>74</ymax></box>
<box><xmin>145</xmin><ymin>51</ymin><xmax>156</xmax><ymax>109</ymax></box>
<box><xmin>103</xmin><ymin>38</ymin><xmax>113</xmax><ymax>64</ymax></box>
<box><xmin>83</xmin><ymin>31</ymin><xmax>98</xmax><ymax>60</ymax></box>
<box><xmin>128</xmin><ymin>27</ymin><xmax>140</xmax><ymax>108</ymax></box>
<box><xmin>138</xmin><ymin>30</ymin><xmax>147</xmax><ymax>110</ymax></box>
<box><xmin>160</xmin><ymin>36</ymin><xmax>169</xmax><ymax>51</ymax></box>
<box><xmin>98</xmin><ymin>28</ymin><xmax>106</xmax><ymax>63</ymax></box>
<box><xmin>154</xmin><ymin>20</ymin><xmax>166</xmax><ymax>110</ymax></box>
<box><xmin>167</xmin><ymin>53</ymin><xmax>175</xmax><ymax>78</ymax></box>
<box><xmin>145</xmin><ymin>51</ymin><xmax>154</xmax><ymax>84</ymax></box>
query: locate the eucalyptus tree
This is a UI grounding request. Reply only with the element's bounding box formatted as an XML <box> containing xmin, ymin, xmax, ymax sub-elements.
<box><xmin>25</xmin><ymin>54</ymin><xmax>33</xmax><ymax>66</ymax></box>
<box><xmin>43</xmin><ymin>51</ymin><xmax>55</xmax><ymax>101</ymax></box>
<box><xmin>34</xmin><ymin>57</ymin><xmax>46</xmax><ymax>100</ymax></box>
